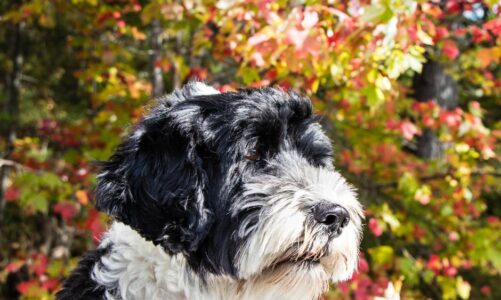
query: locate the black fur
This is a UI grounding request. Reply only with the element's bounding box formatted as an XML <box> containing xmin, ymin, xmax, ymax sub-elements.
<box><xmin>56</xmin><ymin>247</ymin><xmax>110</xmax><ymax>299</ymax></box>
<box><xmin>59</xmin><ymin>85</ymin><xmax>334</xmax><ymax>296</ymax></box>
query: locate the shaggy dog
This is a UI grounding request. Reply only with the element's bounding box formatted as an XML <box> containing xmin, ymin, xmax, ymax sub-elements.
<box><xmin>57</xmin><ymin>82</ymin><xmax>363</xmax><ymax>300</ymax></box>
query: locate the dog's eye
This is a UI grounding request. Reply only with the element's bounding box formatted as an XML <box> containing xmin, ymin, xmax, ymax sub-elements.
<box><xmin>245</xmin><ymin>149</ymin><xmax>260</xmax><ymax>161</ymax></box>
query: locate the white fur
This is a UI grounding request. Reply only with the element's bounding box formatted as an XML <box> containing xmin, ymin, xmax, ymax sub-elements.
<box><xmin>93</xmin><ymin>222</ymin><xmax>330</xmax><ymax>300</ymax></box>
<box><xmin>184</xmin><ymin>81</ymin><xmax>220</xmax><ymax>96</ymax></box>
<box><xmin>92</xmin><ymin>151</ymin><xmax>363</xmax><ymax>300</ymax></box>
<box><xmin>236</xmin><ymin>151</ymin><xmax>363</xmax><ymax>284</ymax></box>
<box><xmin>91</xmin><ymin>85</ymin><xmax>363</xmax><ymax>299</ymax></box>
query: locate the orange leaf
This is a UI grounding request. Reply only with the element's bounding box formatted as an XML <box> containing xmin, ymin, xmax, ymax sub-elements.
<box><xmin>76</xmin><ymin>190</ymin><xmax>89</xmax><ymax>205</ymax></box>
<box><xmin>477</xmin><ymin>48</ymin><xmax>501</xmax><ymax>68</ymax></box>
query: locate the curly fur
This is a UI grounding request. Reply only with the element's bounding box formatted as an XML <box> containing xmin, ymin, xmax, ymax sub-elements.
<box><xmin>57</xmin><ymin>82</ymin><xmax>363</xmax><ymax>300</ymax></box>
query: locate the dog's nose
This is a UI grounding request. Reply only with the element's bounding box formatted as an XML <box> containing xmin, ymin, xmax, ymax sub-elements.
<box><xmin>312</xmin><ymin>202</ymin><xmax>350</xmax><ymax>233</ymax></box>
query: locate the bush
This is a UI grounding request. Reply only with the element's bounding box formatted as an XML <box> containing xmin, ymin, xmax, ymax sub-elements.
<box><xmin>0</xmin><ymin>1</ymin><xmax>499</xmax><ymax>299</ymax></box>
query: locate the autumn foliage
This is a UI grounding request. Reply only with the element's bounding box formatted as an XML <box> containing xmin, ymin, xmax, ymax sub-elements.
<box><xmin>0</xmin><ymin>0</ymin><xmax>500</xmax><ymax>299</ymax></box>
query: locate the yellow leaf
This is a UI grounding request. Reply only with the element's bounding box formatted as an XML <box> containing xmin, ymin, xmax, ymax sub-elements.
<box><xmin>456</xmin><ymin>277</ymin><xmax>471</xmax><ymax>299</ymax></box>
<box><xmin>417</xmin><ymin>27</ymin><xmax>433</xmax><ymax>45</ymax></box>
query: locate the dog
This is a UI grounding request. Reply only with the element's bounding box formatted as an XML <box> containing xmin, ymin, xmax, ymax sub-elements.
<box><xmin>57</xmin><ymin>82</ymin><xmax>363</xmax><ymax>300</ymax></box>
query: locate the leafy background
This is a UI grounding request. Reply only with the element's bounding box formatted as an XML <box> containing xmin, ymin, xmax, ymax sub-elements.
<box><xmin>0</xmin><ymin>0</ymin><xmax>500</xmax><ymax>299</ymax></box>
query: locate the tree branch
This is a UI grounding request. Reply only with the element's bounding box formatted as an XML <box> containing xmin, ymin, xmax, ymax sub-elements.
<box><xmin>150</xmin><ymin>18</ymin><xmax>164</xmax><ymax>98</ymax></box>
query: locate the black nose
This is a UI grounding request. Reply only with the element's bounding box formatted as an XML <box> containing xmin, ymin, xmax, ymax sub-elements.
<box><xmin>312</xmin><ymin>202</ymin><xmax>350</xmax><ymax>233</ymax></box>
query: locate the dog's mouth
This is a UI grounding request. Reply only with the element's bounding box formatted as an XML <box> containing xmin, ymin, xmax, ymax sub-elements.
<box><xmin>274</xmin><ymin>254</ymin><xmax>321</xmax><ymax>268</ymax></box>
<box><xmin>266</xmin><ymin>250</ymin><xmax>325</xmax><ymax>271</ymax></box>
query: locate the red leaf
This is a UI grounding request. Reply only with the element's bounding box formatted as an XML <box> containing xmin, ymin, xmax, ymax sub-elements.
<box><xmin>4</xmin><ymin>186</ymin><xmax>20</xmax><ymax>202</ymax></box>
<box><xmin>422</xmin><ymin>114</ymin><xmax>435</xmax><ymax>127</ymax></box>
<box><xmin>413</xmin><ymin>225</ymin><xmax>426</xmax><ymax>239</ymax></box>
<box><xmin>385</xmin><ymin>119</ymin><xmax>398</xmax><ymax>130</ymax></box>
<box><xmin>487</xmin><ymin>216</ymin><xmax>499</xmax><ymax>224</ymax></box>
<box><xmin>444</xmin><ymin>266</ymin><xmax>457</xmax><ymax>277</ymax></box>
<box><xmin>483</xmin><ymin>18</ymin><xmax>501</xmax><ymax>36</ymax></box>
<box><xmin>358</xmin><ymin>257</ymin><xmax>370</xmax><ymax>273</ymax></box>
<box><xmin>399</xmin><ymin>120</ymin><xmax>420</xmax><ymax>140</ymax></box>
<box><xmin>33</xmin><ymin>254</ymin><xmax>48</xmax><ymax>276</ymax></box>
<box><xmin>117</xmin><ymin>20</ymin><xmax>126</xmax><ymax>28</ymax></box>
<box><xmin>439</xmin><ymin>109</ymin><xmax>462</xmax><ymax>127</ymax></box>
<box><xmin>41</xmin><ymin>278</ymin><xmax>59</xmax><ymax>291</ymax></box>
<box><xmin>442</xmin><ymin>40</ymin><xmax>459</xmax><ymax>60</ymax></box>
<box><xmin>368</xmin><ymin>218</ymin><xmax>383</xmax><ymax>237</ymax></box>
<box><xmin>446</xmin><ymin>0</ymin><xmax>461</xmax><ymax>14</ymax></box>
<box><xmin>448</xmin><ymin>231</ymin><xmax>459</xmax><ymax>241</ymax></box>
<box><xmin>96</xmin><ymin>12</ymin><xmax>113</xmax><ymax>25</ymax></box>
<box><xmin>453</xmin><ymin>28</ymin><xmax>467</xmax><ymax>36</ymax></box>
<box><xmin>408</xmin><ymin>26</ymin><xmax>418</xmax><ymax>43</ymax></box>
<box><xmin>17</xmin><ymin>280</ymin><xmax>37</xmax><ymax>295</ymax></box>
<box><xmin>86</xmin><ymin>208</ymin><xmax>105</xmax><ymax>243</ymax></box>
<box><xmin>188</xmin><ymin>67</ymin><xmax>208</xmax><ymax>80</ymax></box>
<box><xmin>337</xmin><ymin>281</ymin><xmax>350</xmax><ymax>293</ymax></box>
<box><xmin>434</xmin><ymin>26</ymin><xmax>449</xmax><ymax>41</ymax></box>
<box><xmin>481</xmin><ymin>285</ymin><xmax>491</xmax><ymax>295</ymax></box>
<box><xmin>53</xmin><ymin>202</ymin><xmax>79</xmax><ymax>221</ymax></box>
<box><xmin>133</xmin><ymin>4</ymin><xmax>142</xmax><ymax>12</ymax></box>
<box><xmin>471</xmin><ymin>26</ymin><xmax>490</xmax><ymax>43</ymax></box>
<box><xmin>5</xmin><ymin>261</ymin><xmax>24</xmax><ymax>273</ymax></box>
<box><xmin>427</xmin><ymin>255</ymin><xmax>442</xmax><ymax>273</ymax></box>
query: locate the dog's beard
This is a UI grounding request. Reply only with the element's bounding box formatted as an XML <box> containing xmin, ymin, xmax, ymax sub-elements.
<box><xmin>233</xmin><ymin>152</ymin><xmax>363</xmax><ymax>288</ymax></box>
<box><xmin>237</xmin><ymin>218</ymin><xmax>361</xmax><ymax>285</ymax></box>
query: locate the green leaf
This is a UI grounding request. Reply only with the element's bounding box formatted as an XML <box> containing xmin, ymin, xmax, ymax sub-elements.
<box><xmin>47</xmin><ymin>259</ymin><xmax>63</xmax><ymax>277</ymax></box>
<box><xmin>398</xmin><ymin>257</ymin><xmax>419</xmax><ymax>286</ymax></box>
<box><xmin>365</xmin><ymin>85</ymin><xmax>385</xmax><ymax>110</ymax></box>
<box><xmin>238</xmin><ymin>67</ymin><xmax>260</xmax><ymax>85</ymax></box>
<box><xmin>361</xmin><ymin>3</ymin><xmax>394</xmax><ymax>24</ymax></box>
<box><xmin>31</xmin><ymin>193</ymin><xmax>49</xmax><ymax>213</ymax></box>
<box><xmin>369</xmin><ymin>245</ymin><xmax>394</xmax><ymax>269</ymax></box>
<box><xmin>41</xmin><ymin>172</ymin><xmax>63</xmax><ymax>189</ymax></box>
<box><xmin>440</xmin><ymin>204</ymin><xmax>453</xmax><ymax>216</ymax></box>
<box><xmin>398</xmin><ymin>172</ymin><xmax>419</xmax><ymax>196</ymax></box>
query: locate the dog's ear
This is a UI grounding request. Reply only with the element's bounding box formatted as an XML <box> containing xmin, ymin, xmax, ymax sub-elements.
<box><xmin>95</xmin><ymin>82</ymin><xmax>219</xmax><ymax>254</ymax></box>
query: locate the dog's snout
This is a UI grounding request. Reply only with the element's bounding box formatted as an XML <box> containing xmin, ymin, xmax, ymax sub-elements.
<box><xmin>312</xmin><ymin>202</ymin><xmax>350</xmax><ymax>233</ymax></box>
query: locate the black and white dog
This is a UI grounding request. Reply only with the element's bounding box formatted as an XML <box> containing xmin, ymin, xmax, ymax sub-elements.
<box><xmin>57</xmin><ymin>82</ymin><xmax>363</xmax><ymax>300</ymax></box>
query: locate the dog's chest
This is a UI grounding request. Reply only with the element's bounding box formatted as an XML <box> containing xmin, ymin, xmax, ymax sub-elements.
<box><xmin>91</xmin><ymin>223</ymin><xmax>322</xmax><ymax>300</ymax></box>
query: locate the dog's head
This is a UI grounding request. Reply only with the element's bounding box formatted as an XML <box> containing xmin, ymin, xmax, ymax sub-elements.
<box><xmin>96</xmin><ymin>82</ymin><xmax>363</xmax><ymax>288</ymax></box>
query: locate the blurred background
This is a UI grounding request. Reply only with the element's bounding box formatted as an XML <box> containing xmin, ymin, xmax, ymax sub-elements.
<box><xmin>0</xmin><ymin>0</ymin><xmax>500</xmax><ymax>299</ymax></box>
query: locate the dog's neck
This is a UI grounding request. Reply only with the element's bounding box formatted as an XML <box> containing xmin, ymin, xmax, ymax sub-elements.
<box><xmin>91</xmin><ymin>222</ymin><xmax>325</xmax><ymax>300</ymax></box>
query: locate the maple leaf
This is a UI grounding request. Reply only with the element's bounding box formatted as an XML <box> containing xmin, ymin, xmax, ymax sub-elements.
<box><xmin>442</xmin><ymin>40</ymin><xmax>459</xmax><ymax>60</ymax></box>
<box><xmin>53</xmin><ymin>202</ymin><xmax>78</xmax><ymax>221</ymax></box>
<box><xmin>483</xmin><ymin>18</ymin><xmax>501</xmax><ymax>35</ymax></box>
<box><xmin>399</xmin><ymin>120</ymin><xmax>420</xmax><ymax>140</ymax></box>
<box><xmin>33</xmin><ymin>254</ymin><xmax>48</xmax><ymax>276</ymax></box>
<box><xmin>86</xmin><ymin>208</ymin><xmax>106</xmax><ymax>243</ymax></box>
<box><xmin>75</xmin><ymin>190</ymin><xmax>89</xmax><ymax>205</ymax></box>
<box><xmin>17</xmin><ymin>280</ymin><xmax>38</xmax><ymax>295</ymax></box>
<box><xmin>427</xmin><ymin>255</ymin><xmax>442</xmax><ymax>273</ymax></box>
<box><xmin>4</xmin><ymin>186</ymin><xmax>20</xmax><ymax>201</ymax></box>
<box><xmin>369</xmin><ymin>218</ymin><xmax>383</xmax><ymax>237</ymax></box>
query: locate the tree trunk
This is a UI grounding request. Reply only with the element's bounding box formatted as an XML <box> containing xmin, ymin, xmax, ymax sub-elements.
<box><xmin>412</xmin><ymin>60</ymin><xmax>458</xmax><ymax>159</ymax></box>
<box><xmin>0</xmin><ymin>21</ymin><xmax>22</xmax><ymax>230</ymax></box>
<box><xmin>150</xmin><ymin>18</ymin><xmax>164</xmax><ymax>98</ymax></box>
